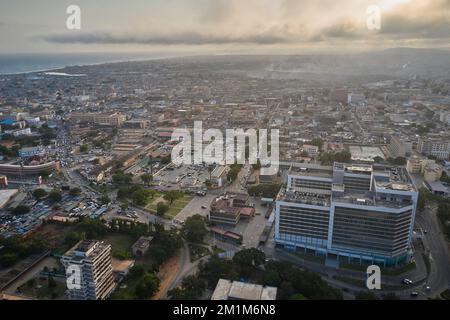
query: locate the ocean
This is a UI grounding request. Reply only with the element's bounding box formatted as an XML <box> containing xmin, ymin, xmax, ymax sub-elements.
<box><xmin>0</xmin><ymin>52</ymin><xmax>178</xmax><ymax>75</ymax></box>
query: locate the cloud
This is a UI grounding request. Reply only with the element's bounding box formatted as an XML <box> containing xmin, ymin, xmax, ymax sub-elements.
<box><xmin>43</xmin><ymin>31</ymin><xmax>295</xmax><ymax>46</ymax></box>
<box><xmin>41</xmin><ymin>0</ymin><xmax>450</xmax><ymax>47</ymax></box>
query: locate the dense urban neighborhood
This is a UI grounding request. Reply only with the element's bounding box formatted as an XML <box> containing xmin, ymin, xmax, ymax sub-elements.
<box><xmin>0</xmin><ymin>52</ymin><xmax>449</xmax><ymax>301</ymax></box>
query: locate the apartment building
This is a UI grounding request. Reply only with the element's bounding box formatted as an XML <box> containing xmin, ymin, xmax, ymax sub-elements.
<box><xmin>275</xmin><ymin>162</ymin><xmax>418</xmax><ymax>266</ymax></box>
<box><xmin>418</xmin><ymin>136</ymin><xmax>450</xmax><ymax>160</ymax></box>
<box><xmin>61</xmin><ymin>240</ymin><xmax>116</xmax><ymax>300</ymax></box>
<box><xmin>389</xmin><ymin>135</ymin><xmax>412</xmax><ymax>158</ymax></box>
<box><xmin>69</xmin><ymin>112</ymin><xmax>127</xmax><ymax>127</ymax></box>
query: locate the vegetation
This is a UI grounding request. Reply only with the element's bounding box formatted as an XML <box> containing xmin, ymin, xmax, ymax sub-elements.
<box><xmin>182</xmin><ymin>215</ymin><xmax>208</xmax><ymax>243</ymax></box>
<box><xmin>135</xmin><ymin>272</ymin><xmax>160</xmax><ymax>299</ymax></box>
<box><xmin>319</xmin><ymin>150</ymin><xmax>351</xmax><ymax>165</ymax></box>
<box><xmin>141</xmin><ymin>173</ymin><xmax>153</xmax><ymax>185</ymax></box>
<box><xmin>248</xmin><ymin>183</ymin><xmax>281</xmax><ymax>198</ymax></box>
<box><xmin>148</xmin><ymin>225</ymin><xmax>183</xmax><ymax>267</ymax></box>
<box><xmin>0</xmin><ymin>236</ymin><xmax>47</xmax><ymax>268</ymax></box>
<box><xmin>48</xmin><ymin>188</ymin><xmax>62</xmax><ymax>203</ymax></box>
<box><xmin>227</xmin><ymin>164</ymin><xmax>242</xmax><ymax>182</ymax></box>
<box><xmin>112</xmin><ymin>265</ymin><xmax>160</xmax><ymax>300</ymax></box>
<box><xmin>98</xmin><ymin>194</ymin><xmax>111</xmax><ymax>205</ymax></box>
<box><xmin>156</xmin><ymin>202</ymin><xmax>169</xmax><ymax>217</ymax></box>
<box><xmin>437</xmin><ymin>201</ymin><xmax>450</xmax><ymax>240</ymax></box>
<box><xmin>79</xmin><ymin>144</ymin><xmax>89</xmax><ymax>153</ymax></box>
<box><xmin>118</xmin><ymin>185</ymin><xmax>157</xmax><ymax>206</ymax></box>
<box><xmin>309</xmin><ymin>138</ymin><xmax>324</xmax><ymax>151</ymax></box>
<box><xmin>69</xmin><ymin>187</ymin><xmax>82</xmax><ymax>197</ymax></box>
<box><xmin>168</xmin><ymin>275</ymin><xmax>206</xmax><ymax>300</ymax></box>
<box><xmin>10</xmin><ymin>205</ymin><xmax>31</xmax><ymax>215</ymax></box>
<box><xmin>163</xmin><ymin>190</ymin><xmax>184</xmax><ymax>205</ymax></box>
<box><xmin>112</xmin><ymin>171</ymin><xmax>133</xmax><ymax>185</ymax></box>
<box><xmin>232</xmin><ymin>248</ymin><xmax>266</xmax><ymax>277</ymax></box>
<box><xmin>197</xmin><ymin>255</ymin><xmax>343</xmax><ymax>300</ymax></box>
<box><xmin>387</xmin><ymin>157</ymin><xmax>407</xmax><ymax>166</ymax></box>
<box><xmin>441</xmin><ymin>171</ymin><xmax>450</xmax><ymax>184</ymax></box>
<box><xmin>32</xmin><ymin>189</ymin><xmax>48</xmax><ymax>200</ymax></box>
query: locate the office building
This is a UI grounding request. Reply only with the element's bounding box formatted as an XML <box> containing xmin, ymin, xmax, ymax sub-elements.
<box><xmin>275</xmin><ymin>162</ymin><xmax>419</xmax><ymax>266</ymax></box>
<box><xmin>418</xmin><ymin>136</ymin><xmax>450</xmax><ymax>160</ymax></box>
<box><xmin>61</xmin><ymin>240</ymin><xmax>115</xmax><ymax>300</ymax></box>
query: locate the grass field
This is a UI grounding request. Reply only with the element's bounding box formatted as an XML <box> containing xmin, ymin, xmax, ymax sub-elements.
<box><xmin>146</xmin><ymin>195</ymin><xmax>194</xmax><ymax>219</ymax></box>
<box><xmin>102</xmin><ymin>233</ymin><xmax>136</xmax><ymax>256</ymax></box>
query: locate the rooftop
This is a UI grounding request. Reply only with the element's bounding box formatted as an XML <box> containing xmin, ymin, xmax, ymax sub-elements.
<box><xmin>211</xmin><ymin>279</ymin><xmax>277</xmax><ymax>300</ymax></box>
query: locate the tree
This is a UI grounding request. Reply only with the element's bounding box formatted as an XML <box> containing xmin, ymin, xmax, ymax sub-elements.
<box><xmin>69</xmin><ymin>188</ymin><xmax>82</xmax><ymax>197</ymax></box>
<box><xmin>40</xmin><ymin>170</ymin><xmax>51</xmax><ymax>179</ymax></box>
<box><xmin>112</xmin><ymin>172</ymin><xmax>133</xmax><ymax>185</ymax></box>
<box><xmin>120</xmin><ymin>202</ymin><xmax>129</xmax><ymax>211</ymax></box>
<box><xmin>373</xmin><ymin>156</ymin><xmax>384</xmax><ymax>164</ymax></box>
<box><xmin>248</xmin><ymin>183</ymin><xmax>281</xmax><ymax>198</ymax></box>
<box><xmin>262</xmin><ymin>270</ymin><xmax>282</xmax><ymax>287</ymax></box>
<box><xmin>48</xmin><ymin>276</ymin><xmax>57</xmax><ymax>289</ymax></box>
<box><xmin>163</xmin><ymin>190</ymin><xmax>183</xmax><ymax>205</ymax></box>
<box><xmin>141</xmin><ymin>173</ymin><xmax>153</xmax><ymax>185</ymax></box>
<box><xmin>98</xmin><ymin>195</ymin><xmax>111</xmax><ymax>205</ymax></box>
<box><xmin>183</xmin><ymin>215</ymin><xmax>208</xmax><ymax>243</ymax></box>
<box><xmin>135</xmin><ymin>272</ymin><xmax>160</xmax><ymax>299</ymax></box>
<box><xmin>168</xmin><ymin>288</ymin><xmax>193</xmax><ymax>300</ymax></box>
<box><xmin>233</xmin><ymin>248</ymin><xmax>266</xmax><ymax>277</ymax></box>
<box><xmin>227</xmin><ymin>164</ymin><xmax>242</xmax><ymax>182</ymax></box>
<box><xmin>289</xmin><ymin>293</ymin><xmax>307</xmax><ymax>300</ymax></box>
<box><xmin>132</xmin><ymin>189</ymin><xmax>151</xmax><ymax>206</ymax></box>
<box><xmin>418</xmin><ymin>188</ymin><xmax>432</xmax><ymax>212</ymax></box>
<box><xmin>80</xmin><ymin>144</ymin><xmax>89</xmax><ymax>153</ymax></box>
<box><xmin>179</xmin><ymin>275</ymin><xmax>206</xmax><ymax>299</ymax></box>
<box><xmin>309</xmin><ymin>138</ymin><xmax>324</xmax><ymax>151</ymax></box>
<box><xmin>441</xmin><ymin>171</ymin><xmax>450</xmax><ymax>184</ymax></box>
<box><xmin>156</xmin><ymin>202</ymin><xmax>169</xmax><ymax>217</ymax></box>
<box><xmin>48</xmin><ymin>189</ymin><xmax>62</xmax><ymax>203</ymax></box>
<box><xmin>10</xmin><ymin>205</ymin><xmax>30</xmax><ymax>215</ymax></box>
<box><xmin>33</xmin><ymin>189</ymin><xmax>48</xmax><ymax>200</ymax></box>
<box><xmin>319</xmin><ymin>150</ymin><xmax>351</xmax><ymax>165</ymax></box>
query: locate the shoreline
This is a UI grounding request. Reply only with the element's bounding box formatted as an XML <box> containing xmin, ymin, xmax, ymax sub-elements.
<box><xmin>0</xmin><ymin>53</ymin><xmax>186</xmax><ymax>76</ymax></box>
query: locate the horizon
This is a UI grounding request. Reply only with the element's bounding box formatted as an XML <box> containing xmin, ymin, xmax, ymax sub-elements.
<box><xmin>1</xmin><ymin>0</ymin><xmax>450</xmax><ymax>54</ymax></box>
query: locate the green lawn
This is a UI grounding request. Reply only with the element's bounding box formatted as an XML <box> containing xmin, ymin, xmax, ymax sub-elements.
<box><xmin>102</xmin><ymin>233</ymin><xmax>135</xmax><ymax>253</ymax></box>
<box><xmin>146</xmin><ymin>195</ymin><xmax>194</xmax><ymax>219</ymax></box>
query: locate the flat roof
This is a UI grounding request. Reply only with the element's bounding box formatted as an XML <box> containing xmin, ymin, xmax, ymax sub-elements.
<box><xmin>0</xmin><ymin>189</ymin><xmax>19</xmax><ymax>208</ymax></box>
<box><xmin>211</xmin><ymin>279</ymin><xmax>277</xmax><ymax>300</ymax></box>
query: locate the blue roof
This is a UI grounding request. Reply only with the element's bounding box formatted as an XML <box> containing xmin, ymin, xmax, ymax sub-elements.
<box><xmin>0</xmin><ymin>118</ymin><xmax>15</xmax><ymax>125</ymax></box>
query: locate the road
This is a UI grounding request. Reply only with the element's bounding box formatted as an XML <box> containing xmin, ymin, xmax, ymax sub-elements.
<box><xmin>415</xmin><ymin>203</ymin><xmax>450</xmax><ymax>298</ymax></box>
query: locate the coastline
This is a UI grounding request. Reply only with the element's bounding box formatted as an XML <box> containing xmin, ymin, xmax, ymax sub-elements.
<box><xmin>0</xmin><ymin>53</ymin><xmax>185</xmax><ymax>76</ymax></box>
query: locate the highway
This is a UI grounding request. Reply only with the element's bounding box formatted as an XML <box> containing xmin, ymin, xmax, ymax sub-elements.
<box><xmin>415</xmin><ymin>203</ymin><xmax>450</xmax><ymax>298</ymax></box>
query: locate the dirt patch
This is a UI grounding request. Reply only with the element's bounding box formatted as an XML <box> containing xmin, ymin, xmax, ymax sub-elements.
<box><xmin>151</xmin><ymin>253</ymin><xmax>181</xmax><ymax>300</ymax></box>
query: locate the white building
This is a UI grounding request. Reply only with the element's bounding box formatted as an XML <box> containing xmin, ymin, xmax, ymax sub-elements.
<box><xmin>61</xmin><ymin>240</ymin><xmax>115</xmax><ymax>300</ymax></box>
<box><xmin>211</xmin><ymin>279</ymin><xmax>277</xmax><ymax>300</ymax></box>
<box><xmin>275</xmin><ymin>163</ymin><xmax>418</xmax><ymax>266</ymax></box>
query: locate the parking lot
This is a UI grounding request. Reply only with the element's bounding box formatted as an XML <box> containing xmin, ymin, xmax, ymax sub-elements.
<box><xmin>154</xmin><ymin>164</ymin><xmax>210</xmax><ymax>191</ymax></box>
<box><xmin>174</xmin><ymin>193</ymin><xmax>217</xmax><ymax>223</ymax></box>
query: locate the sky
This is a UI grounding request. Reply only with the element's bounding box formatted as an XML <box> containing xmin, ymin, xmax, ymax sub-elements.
<box><xmin>0</xmin><ymin>0</ymin><xmax>449</xmax><ymax>54</ymax></box>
